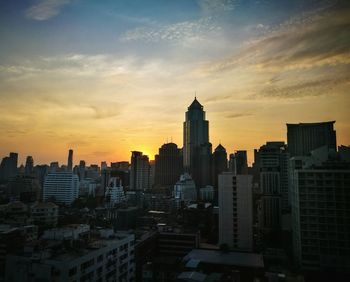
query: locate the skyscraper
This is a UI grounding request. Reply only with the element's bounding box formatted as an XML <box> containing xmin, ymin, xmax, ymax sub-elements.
<box><xmin>183</xmin><ymin>97</ymin><xmax>211</xmax><ymax>187</ymax></box>
<box><xmin>0</xmin><ymin>152</ymin><xmax>18</xmax><ymax>180</ymax></box>
<box><xmin>255</xmin><ymin>142</ymin><xmax>289</xmax><ymax>233</ymax></box>
<box><xmin>219</xmin><ymin>172</ymin><xmax>253</xmax><ymax>251</ymax></box>
<box><xmin>130</xmin><ymin>151</ymin><xmax>150</xmax><ymax>191</ymax></box>
<box><xmin>25</xmin><ymin>156</ymin><xmax>34</xmax><ymax>175</ymax></box>
<box><xmin>154</xmin><ymin>142</ymin><xmax>183</xmax><ymax>188</ymax></box>
<box><xmin>235</xmin><ymin>150</ymin><xmax>248</xmax><ymax>175</ymax></box>
<box><xmin>287</xmin><ymin>121</ymin><xmax>336</xmax><ymax>157</ymax></box>
<box><xmin>67</xmin><ymin>149</ymin><xmax>73</xmax><ymax>171</ymax></box>
<box><xmin>212</xmin><ymin>144</ymin><xmax>228</xmax><ymax>194</ymax></box>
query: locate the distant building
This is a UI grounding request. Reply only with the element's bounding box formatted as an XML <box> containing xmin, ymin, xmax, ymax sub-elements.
<box><xmin>219</xmin><ymin>172</ymin><xmax>253</xmax><ymax>251</ymax></box>
<box><xmin>0</xmin><ymin>152</ymin><xmax>18</xmax><ymax>180</ymax></box>
<box><xmin>199</xmin><ymin>185</ymin><xmax>214</xmax><ymax>201</ymax></box>
<box><xmin>130</xmin><ymin>151</ymin><xmax>150</xmax><ymax>191</ymax></box>
<box><xmin>42</xmin><ymin>224</ymin><xmax>90</xmax><ymax>240</ymax></box>
<box><xmin>43</xmin><ymin>172</ymin><xmax>79</xmax><ymax>205</ymax></box>
<box><xmin>49</xmin><ymin>161</ymin><xmax>59</xmax><ymax>173</ymax></box>
<box><xmin>183</xmin><ymin>98</ymin><xmax>212</xmax><ymax>188</ymax></box>
<box><xmin>212</xmin><ymin>144</ymin><xmax>227</xmax><ymax>198</ymax></box>
<box><xmin>255</xmin><ymin>142</ymin><xmax>289</xmax><ymax>233</ymax></box>
<box><xmin>24</xmin><ymin>156</ymin><xmax>34</xmax><ymax>175</ymax></box>
<box><xmin>173</xmin><ymin>173</ymin><xmax>197</xmax><ymax>208</ymax></box>
<box><xmin>31</xmin><ymin>202</ymin><xmax>58</xmax><ymax>227</ymax></box>
<box><xmin>235</xmin><ymin>150</ymin><xmax>248</xmax><ymax>175</ymax></box>
<box><xmin>290</xmin><ymin>146</ymin><xmax>350</xmax><ymax>271</ymax></box>
<box><xmin>105</xmin><ymin>177</ymin><xmax>126</xmax><ymax>206</ymax></box>
<box><xmin>287</xmin><ymin>121</ymin><xmax>336</xmax><ymax>157</ymax></box>
<box><xmin>67</xmin><ymin>149</ymin><xmax>73</xmax><ymax>171</ymax></box>
<box><xmin>6</xmin><ymin>175</ymin><xmax>41</xmax><ymax>203</ymax></box>
<box><xmin>154</xmin><ymin>142</ymin><xmax>183</xmax><ymax>188</ymax></box>
<box><xmin>78</xmin><ymin>160</ymin><xmax>86</xmax><ymax>181</ymax></box>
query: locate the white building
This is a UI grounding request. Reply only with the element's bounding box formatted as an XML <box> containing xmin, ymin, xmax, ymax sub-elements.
<box><xmin>219</xmin><ymin>172</ymin><xmax>253</xmax><ymax>251</ymax></box>
<box><xmin>6</xmin><ymin>232</ymin><xmax>135</xmax><ymax>282</ymax></box>
<box><xmin>173</xmin><ymin>173</ymin><xmax>197</xmax><ymax>208</ymax></box>
<box><xmin>43</xmin><ymin>172</ymin><xmax>79</xmax><ymax>205</ymax></box>
<box><xmin>42</xmin><ymin>224</ymin><xmax>90</xmax><ymax>240</ymax></box>
<box><xmin>105</xmin><ymin>177</ymin><xmax>126</xmax><ymax>206</ymax></box>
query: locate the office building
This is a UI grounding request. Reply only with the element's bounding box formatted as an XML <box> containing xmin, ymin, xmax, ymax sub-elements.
<box><xmin>105</xmin><ymin>177</ymin><xmax>126</xmax><ymax>207</ymax></box>
<box><xmin>0</xmin><ymin>152</ymin><xmax>18</xmax><ymax>180</ymax></box>
<box><xmin>43</xmin><ymin>172</ymin><xmax>79</xmax><ymax>205</ymax></box>
<box><xmin>218</xmin><ymin>172</ymin><xmax>253</xmax><ymax>251</ymax></box>
<box><xmin>235</xmin><ymin>150</ymin><xmax>248</xmax><ymax>175</ymax></box>
<box><xmin>183</xmin><ymin>98</ymin><xmax>212</xmax><ymax>188</ymax></box>
<box><xmin>290</xmin><ymin>146</ymin><xmax>350</xmax><ymax>271</ymax></box>
<box><xmin>31</xmin><ymin>202</ymin><xmax>59</xmax><ymax>227</ymax></box>
<box><xmin>287</xmin><ymin>121</ymin><xmax>336</xmax><ymax>157</ymax></box>
<box><xmin>255</xmin><ymin>142</ymin><xmax>289</xmax><ymax>233</ymax></box>
<box><xmin>173</xmin><ymin>173</ymin><xmax>197</xmax><ymax>208</ymax></box>
<box><xmin>212</xmin><ymin>144</ymin><xmax>227</xmax><ymax>192</ymax></box>
<box><xmin>67</xmin><ymin>149</ymin><xmax>73</xmax><ymax>171</ymax></box>
<box><xmin>154</xmin><ymin>142</ymin><xmax>183</xmax><ymax>188</ymax></box>
<box><xmin>130</xmin><ymin>151</ymin><xmax>150</xmax><ymax>191</ymax></box>
<box><xmin>24</xmin><ymin>156</ymin><xmax>34</xmax><ymax>175</ymax></box>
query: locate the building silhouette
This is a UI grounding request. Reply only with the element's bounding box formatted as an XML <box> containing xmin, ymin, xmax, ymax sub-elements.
<box><xmin>212</xmin><ymin>144</ymin><xmax>228</xmax><ymax>197</ymax></box>
<box><xmin>67</xmin><ymin>149</ymin><xmax>73</xmax><ymax>171</ymax></box>
<box><xmin>287</xmin><ymin>121</ymin><xmax>336</xmax><ymax>157</ymax></box>
<box><xmin>255</xmin><ymin>142</ymin><xmax>289</xmax><ymax>234</ymax></box>
<box><xmin>183</xmin><ymin>97</ymin><xmax>212</xmax><ymax>188</ymax></box>
<box><xmin>130</xmin><ymin>151</ymin><xmax>150</xmax><ymax>191</ymax></box>
<box><xmin>154</xmin><ymin>142</ymin><xmax>183</xmax><ymax>188</ymax></box>
<box><xmin>0</xmin><ymin>152</ymin><xmax>18</xmax><ymax>180</ymax></box>
<box><xmin>25</xmin><ymin>156</ymin><xmax>34</xmax><ymax>175</ymax></box>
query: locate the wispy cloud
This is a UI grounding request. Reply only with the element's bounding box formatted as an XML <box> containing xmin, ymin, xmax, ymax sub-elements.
<box><xmin>120</xmin><ymin>16</ymin><xmax>220</xmax><ymax>44</ymax></box>
<box><xmin>197</xmin><ymin>0</ymin><xmax>236</xmax><ymax>14</ymax></box>
<box><xmin>225</xmin><ymin>112</ymin><xmax>253</xmax><ymax>119</ymax></box>
<box><xmin>25</xmin><ymin>0</ymin><xmax>72</xmax><ymax>21</ymax></box>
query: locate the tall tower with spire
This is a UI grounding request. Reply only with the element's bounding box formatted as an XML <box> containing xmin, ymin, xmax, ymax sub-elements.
<box><xmin>183</xmin><ymin>97</ymin><xmax>212</xmax><ymax>188</ymax></box>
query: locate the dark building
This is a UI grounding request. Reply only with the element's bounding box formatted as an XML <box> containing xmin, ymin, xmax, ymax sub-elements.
<box><xmin>78</xmin><ymin>160</ymin><xmax>86</xmax><ymax>181</ymax></box>
<box><xmin>235</xmin><ymin>150</ymin><xmax>248</xmax><ymax>175</ymax></box>
<box><xmin>183</xmin><ymin>98</ymin><xmax>212</xmax><ymax>188</ymax></box>
<box><xmin>154</xmin><ymin>143</ymin><xmax>183</xmax><ymax>188</ymax></box>
<box><xmin>212</xmin><ymin>144</ymin><xmax>227</xmax><ymax>195</ymax></box>
<box><xmin>130</xmin><ymin>151</ymin><xmax>150</xmax><ymax>191</ymax></box>
<box><xmin>6</xmin><ymin>175</ymin><xmax>41</xmax><ymax>203</ymax></box>
<box><xmin>67</xmin><ymin>149</ymin><xmax>73</xmax><ymax>171</ymax></box>
<box><xmin>24</xmin><ymin>156</ymin><xmax>34</xmax><ymax>175</ymax></box>
<box><xmin>287</xmin><ymin>121</ymin><xmax>336</xmax><ymax>157</ymax></box>
<box><xmin>0</xmin><ymin>152</ymin><xmax>18</xmax><ymax>181</ymax></box>
<box><xmin>255</xmin><ymin>142</ymin><xmax>289</xmax><ymax>235</ymax></box>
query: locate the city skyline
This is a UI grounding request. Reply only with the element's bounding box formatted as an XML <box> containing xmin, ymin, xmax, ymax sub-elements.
<box><xmin>1</xmin><ymin>0</ymin><xmax>349</xmax><ymax>165</ymax></box>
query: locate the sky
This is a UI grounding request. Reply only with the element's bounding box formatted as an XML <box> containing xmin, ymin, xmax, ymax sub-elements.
<box><xmin>0</xmin><ymin>0</ymin><xmax>349</xmax><ymax>166</ymax></box>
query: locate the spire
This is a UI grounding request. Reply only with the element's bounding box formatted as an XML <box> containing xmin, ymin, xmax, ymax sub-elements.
<box><xmin>188</xmin><ymin>96</ymin><xmax>203</xmax><ymax>110</ymax></box>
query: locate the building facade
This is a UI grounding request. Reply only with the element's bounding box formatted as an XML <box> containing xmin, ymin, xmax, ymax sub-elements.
<box><xmin>219</xmin><ymin>172</ymin><xmax>253</xmax><ymax>251</ymax></box>
<box><xmin>43</xmin><ymin>172</ymin><xmax>79</xmax><ymax>205</ymax></box>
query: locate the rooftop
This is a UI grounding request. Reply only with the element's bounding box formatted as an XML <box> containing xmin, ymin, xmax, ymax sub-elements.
<box><xmin>184</xmin><ymin>249</ymin><xmax>264</xmax><ymax>268</ymax></box>
<box><xmin>188</xmin><ymin>97</ymin><xmax>203</xmax><ymax>110</ymax></box>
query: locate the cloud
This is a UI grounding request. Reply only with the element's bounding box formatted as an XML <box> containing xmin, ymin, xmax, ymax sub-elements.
<box><xmin>197</xmin><ymin>0</ymin><xmax>236</xmax><ymax>14</ymax></box>
<box><xmin>120</xmin><ymin>16</ymin><xmax>220</xmax><ymax>44</ymax></box>
<box><xmin>225</xmin><ymin>112</ymin><xmax>253</xmax><ymax>119</ymax></box>
<box><xmin>25</xmin><ymin>0</ymin><xmax>72</xmax><ymax>21</ymax></box>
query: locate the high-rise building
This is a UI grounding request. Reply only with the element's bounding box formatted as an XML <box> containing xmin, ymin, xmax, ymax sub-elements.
<box><xmin>290</xmin><ymin>146</ymin><xmax>350</xmax><ymax>271</ymax></box>
<box><xmin>0</xmin><ymin>152</ymin><xmax>18</xmax><ymax>180</ymax></box>
<box><xmin>43</xmin><ymin>172</ymin><xmax>79</xmax><ymax>205</ymax></box>
<box><xmin>49</xmin><ymin>161</ymin><xmax>59</xmax><ymax>173</ymax></box>
<box><xmin>67</xmin><ymin>149</ymin><xmax>73</xmax><ymax>171</ymax></box>
<box><xmin>155</xmin><ymin>143</ymin><xmax>183</xmax><ymax>188</ymax></box>
<box><xmin>130</xmin><ymin>151</ymin><xmax>150</xmax><ymax>191</ymax></box>
<box><xmin>25</xmin><ymin>156</ymin><xmax>34</xmax><ymax>175</ymax></box>
<box><xmin>218</xmin><ymin>172</ymin><xmax>253</xmax><ymax>251</ymax></box>
<box><xmin>228</xmin><ymin>153</ymin><xmax>236</xmax><ymax>174</ymax></box>
<box><xmin>287</xmin><ymin>121</ymin><xmax>336</xmax><ymax>157</ymax></box>
<box><xmin>235</xmin><ymin>150</ymin><xmax>248</xmax><ymax>175</ymax></box>
<box><xmin>212</xmin><ymin>144</ymin><xmax>228</xmax><ymax>196</ymax></box>
<box><xmin>173</xmin><ymin>173</ymin><xmax>197</xmax><ymax>208</ymax></box>
<box><xmin>183</xmin><ymin>98</ymin><xmax>212</xmax><ymax>188</ymax></box>
<box><xmin>78</xmin><ymin>160</ymin><xmax>86</xmax><ymax>181</ymax></box>
<box><xmin>255</xmin><ymin>142</ymin><xmax>289</xmax><ymax>233</ymax></box>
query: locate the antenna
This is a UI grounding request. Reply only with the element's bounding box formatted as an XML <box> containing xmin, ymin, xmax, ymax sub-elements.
<box><xmin>195</xmin><ymin>91</ymin><xmax>197</xmax><ymax>99</ymax></box>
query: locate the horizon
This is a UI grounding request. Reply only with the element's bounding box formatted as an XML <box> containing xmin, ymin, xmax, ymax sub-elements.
<box><xmin>1</xmin><ymin>0</ymin><xmax>349</xmax><ymax>166</ymax></box>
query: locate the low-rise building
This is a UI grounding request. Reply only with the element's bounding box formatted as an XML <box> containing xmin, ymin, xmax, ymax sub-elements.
<box><xmin>31</xmin><ymin>202</ymin><xmax>58</xmax><ymax>227</ymax></box>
